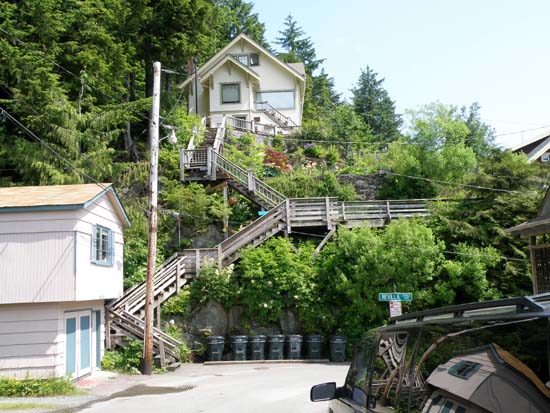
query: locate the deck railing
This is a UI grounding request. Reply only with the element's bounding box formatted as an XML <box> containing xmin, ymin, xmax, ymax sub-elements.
<box><xmin>214</xmin><ymin>150</ymin><xmax>286</xmax><ymax>207</ymax></box>
<box><xmin>288</xmin><ymin>198</ymin><xmax>429</xmax><ymax>230</ymax></box>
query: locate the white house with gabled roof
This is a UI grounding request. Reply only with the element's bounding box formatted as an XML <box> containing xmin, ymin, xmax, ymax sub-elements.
<box><xmin>181</xmin><ymin>33</ymin><xmax>306</xmax><ymax>131</ymax></box>
<box><xmin>0</xmin><ymin>183</ymin><xmax>130</xmax><ymax>379</ymax></box>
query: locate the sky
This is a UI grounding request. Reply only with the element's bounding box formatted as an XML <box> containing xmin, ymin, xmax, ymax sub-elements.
<box><xmin>252</xmin><ymin>0</ymin><xmax>550</xmax><ymax>148</ymax></box>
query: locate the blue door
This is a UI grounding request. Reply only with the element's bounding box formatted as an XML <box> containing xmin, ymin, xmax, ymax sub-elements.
<box><xmin>65</xmin><ymin>317</ymin><xmax>76</xmax><ymax>376</ymax></box>
<box><xmin>65</xmin><ymin>311</ymin><xmax>92</xmax><ymax>378</ymax></box>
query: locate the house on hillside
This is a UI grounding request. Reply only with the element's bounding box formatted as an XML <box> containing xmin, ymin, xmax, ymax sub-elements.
<box><xmin>511</xmin><ymin>130</ymin><xmax>550</xmax><ymax>163</ymax></box>
<box><xmin>0</xmin><ymin>184</ymin><xmax>130</xmax><ymax>379</ymax></box>
<box><xmin>181</xmin><ymin>33</ymin><xmax>306</xmax><ymax>133</ymax></box>
<box><xmin>508</xmin><ymin>187</ymin><xmax>550</xmax><ymax>294</ymax></box>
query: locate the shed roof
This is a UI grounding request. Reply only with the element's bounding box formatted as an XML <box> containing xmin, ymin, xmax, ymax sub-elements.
<box><xmin>0</xmin><ymin>183</ymin><xmax>130</xmax><ymax>227</ymax></box>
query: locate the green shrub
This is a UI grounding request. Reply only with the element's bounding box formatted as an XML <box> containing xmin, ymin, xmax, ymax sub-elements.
<box><xmin>101</xmin><ymin>340</ymin><xmax>143</xmax><ymax>374</ymax></box>
<box><xmin>162</xmin><ymin>287</ymin><xmax>191</xmax><ymax>316</ymax></box>
<box><xmin>189</xmin><ymin>263</ymin><xmax>239</xmax><ymax>308</ymax></box>
<box><xmin>0</xmin><ymin>377</ymin><xmax>76</xmax><ymax>397</ymax></box>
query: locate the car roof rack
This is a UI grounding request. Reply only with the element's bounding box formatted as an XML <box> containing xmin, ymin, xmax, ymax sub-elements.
<box><xmin>390</xmin><ymin>294</ymin><xmax>550</xmax><ymax>325</ymax></box>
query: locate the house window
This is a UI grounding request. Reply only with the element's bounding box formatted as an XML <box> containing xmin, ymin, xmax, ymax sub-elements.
<box><xmin>541</xmin><ymin>153</ymin><xmax>550</xmax><ymax>162</ymax></box>
<box><xmin>234</xmin><ymin>53</ymin><xmax>259</xmax><ymax>66</ymax></box>
<box><xmin>221</xmin><ymin>83</ymin><xmax>240</xmax><ymax>104</ymax></box>
<box><xmin>255</xmin><ymin>91</ymin><xmax>295</xmax><ymax>110</ymax></box>
<box><xmin>92</xmin><ymin>225</ymin><xmax>113</xmax><ymax>266</ymax></box>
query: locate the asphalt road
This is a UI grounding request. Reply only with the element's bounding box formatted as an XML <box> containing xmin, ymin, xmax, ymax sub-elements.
<box><xmin>71</xmin><ymin>362</ymin><xmax>349</xmax><ymax>413</ymax></box>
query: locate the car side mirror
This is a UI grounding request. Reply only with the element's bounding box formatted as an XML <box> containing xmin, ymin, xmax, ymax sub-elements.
<box><xmin>367</xmin><ymin>394</ymin><xmax>377</xmax><ymax>409</ymax></box>
<box><xmin>310</xmin><ymin>382</ymin><xmax>337</xmax><ymax>402</ymax></box>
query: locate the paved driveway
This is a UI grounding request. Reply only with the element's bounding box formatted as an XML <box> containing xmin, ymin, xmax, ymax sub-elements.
<box><xmin>68</xmin><ymin>362</ymin><xmax>349</xmax><ymax>413</ymax></box>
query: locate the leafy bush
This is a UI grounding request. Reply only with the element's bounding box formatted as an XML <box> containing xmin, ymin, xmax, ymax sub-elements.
<box><xmin>162</xmin><ymin>287</ymin><xmax>191</xmax><ymax>316</ymax></box>
<box><xmin>0</xmin><ymin>378</ymin><xmax>76</xmax><ymax>397</ymax></box>
<box><xmin>237</xmin><ymin>238</ymin><xmax>318</xmax><ymax>328</ymax></box>
<box><xmin>267</xmin><ymin>169</ymin><xmax>357</xmax><ymax>200</ymax></box>
<box><xmin>189</xmin><ymin>263</ymin><xmax>239</xmax><ymax>308</ymax></box>
<box><xmin>101</xmin><ymin>340</ymin><xmax>143</xmax><ymax>374</ymax></box>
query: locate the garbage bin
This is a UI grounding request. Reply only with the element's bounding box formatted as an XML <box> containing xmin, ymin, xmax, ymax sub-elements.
<box><xmin>248</xmin><ymin>335</ymin><xmax>266</xmax><ymax>360</ymax></box>
<box><xmin>230</xmin><ymin>335</ymin><xmax>248</xmax><ymax>361</ymax></box>
<box><xmin>267</xmin><ymin>335</ymin><xmax>285</xmax><ymax>360</ymax></box>
<box><xmin>286</xmin><ymin>335</ymin><xmax>303</xmax><ymax>360</ymax></box>
<box><xmin>305</xmin><ymin>334</ymin><xmax>324</xmax><ymax>359</ymax></box>
<box><xmin>329</xmin><ymin>335</ymin><xmax>347</xmax><ymax>362</ymax></box>
<box><xmin>206</xmin><ymin>336</ymin><xmax>225</xmax><ymax>361</ymax></box>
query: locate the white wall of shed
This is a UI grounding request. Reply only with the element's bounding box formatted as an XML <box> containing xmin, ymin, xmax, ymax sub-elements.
<box><xmin>74</xmin><ymin>196</ymin><xmax>124</xmax><ymax>301</ymax></box>
<box><xmin>0</xmin><ymin>300</ymin><xmax>104</xmax><ymax>379</ymax></box>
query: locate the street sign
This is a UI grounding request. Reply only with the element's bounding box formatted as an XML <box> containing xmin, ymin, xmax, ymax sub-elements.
<box><xmin>378</xmin><ymin>292</ymin><xmax>413</xmax><ymax>302</ymax></box>
<box><xmin>389</xmin><ymin>301</ymin><xmax>402</xmax><ymax>317</ymax></box>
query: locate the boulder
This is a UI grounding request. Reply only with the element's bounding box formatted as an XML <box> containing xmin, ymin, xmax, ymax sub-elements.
<box><xmin>186</xmin><ymin>300</ymin><xmax>228</xmax><ymax>337</ymax></box>
<box><xmin>279</xmin><ymin>310</ymin><xmax>302</xmax><ymax>334</ymax></box>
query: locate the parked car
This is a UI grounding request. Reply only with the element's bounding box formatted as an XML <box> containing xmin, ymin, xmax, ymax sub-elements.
<box><xmin>311</xmin><ymin>294</ymin><xmax>550</xmax><ymax>412</ymax></box>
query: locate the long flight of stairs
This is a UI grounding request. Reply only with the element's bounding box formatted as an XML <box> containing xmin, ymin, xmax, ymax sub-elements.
<box><xmin>106</xmin><ymin>120</ymin><xmax>429</xmax><ymax>365</ymax></box>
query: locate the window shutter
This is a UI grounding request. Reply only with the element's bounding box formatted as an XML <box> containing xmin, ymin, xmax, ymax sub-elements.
<box><xmin>107</xmin><ymin>229</ymin><xmax>113</xmax><ymax>266</ymax></box>
<box><xmin>91</xmin><ymin>224</ymin><xmax>98</xmax><ymax>262</ymax></box>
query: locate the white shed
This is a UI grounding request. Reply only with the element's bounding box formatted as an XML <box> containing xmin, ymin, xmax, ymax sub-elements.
<box><xmin>0</xmin><ymin>183</ymin><xmax>130</xmax><ymax>379</ymax></box>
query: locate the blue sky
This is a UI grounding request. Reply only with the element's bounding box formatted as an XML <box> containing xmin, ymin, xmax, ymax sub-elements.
<box><xmin>252</xmin><ymin>0</ymin><xmax>550</xmax><ymax>147</ymax></box>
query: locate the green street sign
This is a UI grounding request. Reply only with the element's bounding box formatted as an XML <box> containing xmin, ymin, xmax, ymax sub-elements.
<box><xmin>378</xmin><ymin>292</ymin><xmax>413</xmax><ymax>302</ymax></box>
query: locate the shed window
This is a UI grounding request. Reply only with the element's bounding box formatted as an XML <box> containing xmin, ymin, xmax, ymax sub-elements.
<box><xmin>92</xmin><ymin>225</ymin><xmax>113</xmax><ymax>266</ymax></box>
<box><xmin>221</xmin><ymin>83</ymin><xmax>240</xmax><ymax>104</ymax></box>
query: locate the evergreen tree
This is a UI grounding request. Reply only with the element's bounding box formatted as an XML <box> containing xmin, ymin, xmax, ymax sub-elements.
<box><xmin>210</xmin><ymin>0</ymin><xmax>268</xmax><ymax>49</ymax></box>
<box><xmin>276</xmin><ymin>14</ymin><xmax>323</xmax><ymax>75</ymax></box>
<box><xmin>351</xmin><ymin>66</ymin><xmax>401</xmax><ymax>140</ymax></box>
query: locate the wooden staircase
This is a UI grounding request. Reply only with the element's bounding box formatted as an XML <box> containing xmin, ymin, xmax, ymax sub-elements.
<box><xmin>107</xmin><ymin>120</ymin><xmax>429</xmax><ymax>365</ymax></box>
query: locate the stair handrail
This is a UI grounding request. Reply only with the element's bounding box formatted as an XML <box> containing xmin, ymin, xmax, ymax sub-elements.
<box><xmin>212</xmin><ymin>115</ymin><xmax>226</xmax><ymax>153</ymax></box>
<box><xmin>106</xmin><ymin>308</ymin><xmax>181</xmax><ymax>360</ymax></box>
<box><xmin>255</xmin><ymin>101</ymin><xmax>299</xmax><ymax>128</ymax></box>
<box><xmin>109</xmin><ymin>255</ymin><xmax>186</xmax><ymax>313</ymax></box>
<box><xmin>213</xmin><ymin>151</ymin><xmax>286</xmax><ymax>207</ymax></box>
<box><xmin>219</xmin><ymin>201</ymin><xmax>286</xmax><ymax>260</ymax></box>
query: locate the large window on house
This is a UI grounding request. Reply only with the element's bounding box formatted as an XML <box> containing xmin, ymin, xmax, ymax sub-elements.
<box><xmin>255</xmin><ymin>91</ymin><xmax>295</xmax><ymax>110</ymax></box>
<box><xmin>221</xmin><ymin>83</ymin><xmax>240</xmax><ymax>104</ymax></box>
<box><xmin>92</xmin><ymin>225</ymin><xmax>113</xmax><ymax>266</ymax></box>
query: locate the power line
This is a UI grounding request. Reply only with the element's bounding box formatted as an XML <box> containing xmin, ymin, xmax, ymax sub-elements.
<box><xmin>442</xmin><ymin>249</ymin><xmax>530</xmax><ymax>263</ymax></box>
<box><xmin>385</xmin><ymin>171</ymin><xmax>540</xmax><ymax>195</ymax></box>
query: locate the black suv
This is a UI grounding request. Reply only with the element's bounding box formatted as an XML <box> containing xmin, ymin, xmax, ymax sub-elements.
<box><xmin>311</xmin><ymin>294</ymin><xmax>550</xmax><ymax>413</ymax></box>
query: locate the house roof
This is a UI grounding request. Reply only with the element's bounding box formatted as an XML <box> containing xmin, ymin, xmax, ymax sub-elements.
<box><xmin>507</xmin><ymin>187</ymin><xmax>550</xmax><ymax>236</ymax></box>
<box><xmin>287</xmin><ymin>62</ymin><xmax>306</xmax><ymax>77</ymax></box>
<box><xmin>188</xmin><ymin>54</ymin><xmax>261</xmax><ymax>89</ymax></box>
<box><xmin>180</xmin><ymin>33</ymin><xmax>306</xmax><ymax>89</ymax></box>
<box><xmin>0</xmin><ymin>183</ymin><xmax>130</xmax><ymax>227</ymax></box>
<box><xmin>511</xmin><ymin>129</ymin><xmax>550</xmax><ymax>162</ymax></box>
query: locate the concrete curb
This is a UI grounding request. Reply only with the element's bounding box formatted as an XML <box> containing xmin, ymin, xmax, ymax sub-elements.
<box><xmin>204</xmin><ymin>359</ymin><xmax>333</xmax><ymax>366</ymax></box>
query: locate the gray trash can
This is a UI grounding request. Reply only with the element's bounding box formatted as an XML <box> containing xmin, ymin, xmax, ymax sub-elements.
<box><xmin>329</xmin><ymin>335</ymin><xmax>347</xmax><ymax>362</ymax></box>
<box><xmin>305</xmin><ymin>334</ymin><xmax>323</xmax><ymax>359</ymax></box>
<box><xmin>206</xmin><ymin>336</ymin><xmax>224</xmax><ymax>361</ymax></box>
<box><xmin>286</xmin><ymin>335</ymin><xmax>303</xmax><ymax>360</ymax></box>
<box><xmin>230</xmin><ymin>335</ymin><xmax>248</xmax><ymax>361</ymax></box>
<box><xmin>248</xmin><ymin>335</ymin><xmax>266</xmax><ymax>360</ymax></box>
<box><xmin>267</xmin><ymin>335</ymin><xmax>285</xmax><ymax>360</ymax></box>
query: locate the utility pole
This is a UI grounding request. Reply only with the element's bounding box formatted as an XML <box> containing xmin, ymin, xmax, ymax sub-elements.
<box><xmin>144</xmin><ymin>61</ymin><xmax>161</xmax><ymax>375</ymax></box>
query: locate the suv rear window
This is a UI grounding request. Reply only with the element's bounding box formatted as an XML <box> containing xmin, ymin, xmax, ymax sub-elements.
<box><xmin>345</xmin><ymin>317</ymin><xmax>550</xmax><ymax>412</ymax></box>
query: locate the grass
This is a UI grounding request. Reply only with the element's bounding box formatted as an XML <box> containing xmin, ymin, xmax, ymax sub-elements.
<box><xmin>0</xmin><ymin>378</ymin><xmax>78</xmax><ymax>398</ymax></box>
<box><xmin>0</xmin><ymin>403</ymin><xmax>60</xmax><ymax>410</ymax></box>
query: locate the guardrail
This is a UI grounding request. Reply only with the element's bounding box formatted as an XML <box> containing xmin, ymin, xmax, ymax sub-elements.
<box><xmin>214</xmin><ymin>151</ymin><xmax>286</xmax><ymax>207</ymax></box>
<box><xmin>288</xmin><ymin>198</ymin><xmax>429</xmax><ymax>229</ymax></box>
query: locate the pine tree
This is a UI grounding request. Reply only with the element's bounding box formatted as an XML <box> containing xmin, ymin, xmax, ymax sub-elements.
<box><xmin>276</xmin><ymin>14</ymin><xmax>323</xmax><ymax>75</ymax></box>
<box><xmin>351</xmin><ymin>66</ymin><xmax>401</xmax><ymax>141</ymax></box>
